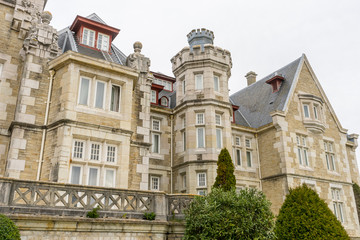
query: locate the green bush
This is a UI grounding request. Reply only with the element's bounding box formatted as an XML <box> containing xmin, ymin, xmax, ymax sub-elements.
<box><xmin>213</xmin><ymin>148</ymin><xmax>236</xmax><ymax>191</ymax></box>
<box><xmin>0</xmin><ymin>214</ymin><xmax>21</xmax><ymax>240</ymax></box>
<box><xmin>184</xmin><ymin>187</ymin><xmax>275</xmax><ymax>240</ymax></box>
<box><xmin>143</xmin><ymin>212</ymin><xmax>156</xmax><ymax>220</ymax></box>
<box><xmin>352</xmin><ymin>182</ymin><xmax>360</xmax><ymax>224</ymax></box>
<box><xmin>275</xmin><ymin>184</ymin><xmax>349</xmax><ymax>240</ymax></box>
<box><xmin>86</xmin><ymin>206</ymin><xmax>100</xmax><ymax>218</ymax></box>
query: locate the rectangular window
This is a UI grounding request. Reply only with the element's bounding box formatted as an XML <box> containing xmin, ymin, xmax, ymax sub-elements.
<box><xmin>182</xmin><ymin>80</ymin><xmax>186</xmax><ymax>95</ymax></box>
<box><xmin>152</xmin><ymin>134</ymin><xmax>160</xmax><ymax>153</ymax></box>
<box><xmin>97</xmin><ymin>33</ymin><xmax>110</xmax><ymax>51</ymax></box>
<box><xmin>297</xmin><ymin>135</ymin><xmax>309</xmax><ymax>167</ymax></box>
<box><xmin>245</xmin><ymin>139</ymin><xmax>251</xmax><ymax>148</ymax></box>
<box><xmin>235</xmin><ymin>136</ymin><xmax>241</xmax><ymax>146</ymax></box>
<box><xmin>150</xmin><ymin>176</ymin><xmax>160</xmax><ymax>191</ymax></box>
<box><xmin>90</xmin><ymin>143</ymin><xmax>100</xmax><ymax>161</ymax></box>
<box><xmin>182</xmin><ymin>174</ymin><xmax>186</xmax><ymax>189</ymax></box>
<box><xmin>0</xmin><ymin>63</ymin><xmax>3</xmax><ymax>77</ymax></box>
<box><xmin>95</xmin><ymin>81</ymin><xmax>105</xmax><ymax>109</ymax></box>
<box><xmin>195</xmin><ymin>74</ymin><xmax>203</xmax><ymax>90</ymax></box>
<box><xmin>88</xmin><ymin>167</ymin><xmax>99</xmax><ymax>186</ymax></box>
<box><xmin>79</xmin><ymin>77</ymin><xmax>90</xmax><ymax>105</ymax></box>
<box><xmin>215</xmin><ymin>114</ymin><xmax>221</xmax><ymax>126</ymax></box>
<box><xmin>313</xmin><ymin>105</ymin><xmax>318</xmax><ymax>119</ymax></box>
<box><xmin>182</xmin><ymin>116</ymin><xmax>186</xmax><ymax>128</ymax></box>
<box><xmin>152</xmin><ymin>119</ymin><xmax>160</xmax><ymax>131</ymax></box>
<box><xmin>151</xmin><ymin>90</ymin><xmax>157</xmax><ymax>103</ymax></box>
<box><xmin>70</xmin><ymin>165</ymin><xmax>81</xmax><ymax>184</ymax></box>
<box><xmin>73</xmin><ymin>140</ymin><xmax>84</xmax><ymax>159</ymax></box>
<box><xmin>325</xmin><ymin>141</ymin><xmax>336</xmax><ymax>171</ymax></box>
<box><xmin>246</xmin><ymin>151</ymin><xmax>252</xmax><ymax>167</ymax></box>
<box><xmin>197</xmin><ymin>127</ymin><xmax>205</xmax><ymax>148</ymax></box>
<box><xmin>183</xmin><ymin>131</ymin><xmax>186</xmax><ymax>151</ymax></box>
<box><xmin>236</xmin><ymin>149</ymin><xmax>241</xmax><ymax>166</ymax></box>
<box><xmin>197</xmin><ymin>190</ymin><xmax>207</xmax><ymax>196</ymax></box>
<box><xmin>216</xmin><ymin>128</ymin><xmax>222</xmax><ymax>149</ymax></box>
<box><xmin>106</xmin><ymin>145</ymin><xmax>116</xmax><ymax>163</ymax></box>
<box><xmin>197</xmin><ymin>172</ymin><xmax>206</xmax><ymax>187</ymax></box>
<box><xmin>110</xmin><ymin>85</ymin><xmax>120</xmax><ymax>112</ymax></box>
<box><xmin>104</xmin><ymin>169</ymin><xmax>115</xmax><ymax>187</ymax></box>
<box><xmin>303</xmin><ymin>104</ymin><xmax>310</xmax><ymax>118</ymax></box>
<box><xmin>82</xmin><ymin>28</ymin><xmax>95</xmax><ymax>47</ymax></box>
<box><xmin>196</xmin><ymin>113</ymin><xmax>204</xmax><ymax>125</ymax></box>
<box><xmin>332</xmin><ymin>188</ymin><xmax>345</xmax><ymax>223</ymax></box>
<box><xmin>214</xmin><ymin>75</ymin><xmax>219</xmax><ymax>92</ymax></box>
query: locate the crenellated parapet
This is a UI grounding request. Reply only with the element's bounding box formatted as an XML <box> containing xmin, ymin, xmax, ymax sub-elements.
<box><xmin>171</xmin><ymin>41</ymin><xmax>232</xmax><ymax>76</ymax></box>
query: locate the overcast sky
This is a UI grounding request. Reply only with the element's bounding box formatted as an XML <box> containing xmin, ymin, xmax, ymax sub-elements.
<box><xmin>45</xmin><ymin>0</ymin><xmax>360</xmax><ymax>165</ymax></box>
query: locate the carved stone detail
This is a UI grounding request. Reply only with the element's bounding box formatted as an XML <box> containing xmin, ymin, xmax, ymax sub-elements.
<box><xmin>126</xmin><ymin>41</ymin><xmax>150</xmax><ymax>73</ymax></box>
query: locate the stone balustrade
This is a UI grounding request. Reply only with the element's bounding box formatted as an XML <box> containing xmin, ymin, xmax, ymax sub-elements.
<box><xmin>0</xmin><ymin>178</ymin><xmax>194</xmax><ymax>221</ymax></box>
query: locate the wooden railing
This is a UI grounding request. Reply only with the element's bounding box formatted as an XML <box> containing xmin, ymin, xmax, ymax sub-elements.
<box><xmin>0</xmin><ymin>178</ymin><xmax>194</xmax><ymax>220</ymax></box>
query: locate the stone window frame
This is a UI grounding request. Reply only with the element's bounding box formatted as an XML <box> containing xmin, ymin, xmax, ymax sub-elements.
<box><xmin>245</xmin><ymin>138</ymin><xmax>253</xmax><ymax>168</ymax></box>
<box><xmin>234</xmin><ymin>148</ymin><xmax>242</xmax><ymax>166</ymax></box>
<box><xmin>299</xmin><ymin>94</ymin><xmax>325</xmax><ymax>133</ymax></box>
<box><xmin>216</xmin><ymin>128</ymin><xmax>223</xmax><ymax>149</ymax></box>
<box><xmin>331</xmin><ymin>187</ymin><xmax>345</xmax><ymax>223</ymax></box>
<box><xmin>160</xmin><ymin>96</ymin><xmax>169</xmax><ymax>107</ymax></box>
<box><xmin>213</xmin><ymin>74</ymin><xmax>220</xmax><ymax>92</ymax></box>
<box><xmin>196</xmin><ymin>127</ymin><xmax>206</xmax><ymax>149</ymax></box>
<box><xmin>103</xmin><ymin>168</ymin><xmax>116</xmax><ymax>188</ymax></box>
<box><xmin>69</xmin><ymin>164</ymin><xmax>83</xmax><ymax>185</ymax></box>
<box><xmin>78</xmin><ymin>76</ymin><xmax>91</xmax><ymax>106</ymax></box>
<box><xmin>197</xmin><ymin>172</ymin><xmax>207</xmax><ymax>188</ymax></box>
<box><xmin>150</xmin><ymin>175</ymin><xmax>160</xmax><ymax>191</ymax></box>
<box><xmin>89</xmin><ymin>142</ymin><xmax>101</xmax><ymax>161</ymax></box>
<box><xmin>196</xmin><ymin>113</ymin><xmax>205</xmax><ymax>125</ymax></box>
<box><xmin>94</xmin><ymin>80</ymin><xmax>106</xmax><ymax>109</ymax></box>
<box><xmin>87</xmin><ymin>166</ymin><xmax>100</xmax><ymax>186</ymax></box>
<box><xmin>215</xmin><ymin>114</ymin><xmax>222</xmax><ymax>126</ymax></box>
<box><xmin>195</xmin><ymin>73</ymin><xmax>203</xmax><ymax>90</ymax></box>
<box><xmin>106</xmin><ymin>144</ymin><xmax>117</xmax><ymax>163</ymax></box>
<box><xmin>110</xmin><ymin>83</ymin><xmax>121</xmax><ymax>112</ymax></box>
<box><xmin>73</xmin><ymin>140</ymin><xmax>85</xmax><ymax>160</ymax></box>
<box><xmin>0</xmin><ymin>63</ymin><xmax>3</xmax><ymax>78</ymax></box>
<box><xmin>324</xmin><ymin>140</ymin><xmax>336</xmax><ymax>172</ymax></box>
<box><xmin>296</xmin><ymin>135</ymin><xmax>309</xmax><ymax>167</ymax></box>
<box><xmin>151</xmin><ymin>118</ymin><xmax>162</xmax><ymax>154</ymax></box>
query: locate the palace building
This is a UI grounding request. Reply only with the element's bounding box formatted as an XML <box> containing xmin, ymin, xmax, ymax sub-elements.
<box><xmin>0</xmin><ymin>0</ymin><xmax>359</xmax><ymax>237</ymax></box>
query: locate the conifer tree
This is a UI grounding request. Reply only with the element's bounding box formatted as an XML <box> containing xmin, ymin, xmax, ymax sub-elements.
<box><xmin>275</xmin><ymin>184</ymin><xmax>350</xmax><ymax>240</ymax></box>
<box><xmin>213</xmin><ymin>148</ymin><xmax>236</xmax><ymax>191</ymax></box>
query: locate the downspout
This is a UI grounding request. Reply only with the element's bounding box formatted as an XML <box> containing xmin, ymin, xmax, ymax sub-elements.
<box><xmin>255</xmin><ymin>133</ymin><xmax>263</xmax><ymax>190</ymax></box>
<box><xmin>36</xmin><ymin>69</ymin><xmax>55</xmax><ymax>181</ymax></box>
<box><xmin>170</xmin><ymin>114</ymin><xmax>174</xmax><ymax>193</ymax></box>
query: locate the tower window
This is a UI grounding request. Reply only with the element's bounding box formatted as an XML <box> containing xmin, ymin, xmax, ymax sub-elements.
<box><xmin>195</xmin><ymin>74</ymin><xmax>203</xmax><ymax>90</ymax></box>
<box><xmin>214</xmin><ymin>75</ymin><xmax>220</xmax><ymax>92</ymax></box>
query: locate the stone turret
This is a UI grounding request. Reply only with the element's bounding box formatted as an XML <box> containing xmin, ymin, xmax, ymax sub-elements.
<box><xmin>187</xmin><ymin>28</ymin><xmax>214</xmax><ymax>51</ymax></box>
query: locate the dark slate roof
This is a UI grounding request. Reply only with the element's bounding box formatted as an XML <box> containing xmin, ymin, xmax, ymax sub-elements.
<box><xmin>230</xmin><ymin>55</ymin><xmax>303</xmax><ymax>128</ymax></box>
<box><xmin>57</xmin><ymin>15</ymin><xmax>127</xmax><ymax>65</ymax></box>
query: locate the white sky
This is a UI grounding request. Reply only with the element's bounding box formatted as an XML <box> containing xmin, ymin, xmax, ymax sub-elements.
<box><xmin>45</xmin><ymin>0</ymin><xmax>360</xmax><ymax>167</ymax></box>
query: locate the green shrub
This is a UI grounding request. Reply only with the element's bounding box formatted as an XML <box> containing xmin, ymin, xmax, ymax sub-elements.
<box><xmin>352</xmin><ymin>182</ymin><xmax>360</xmax><ymax>224</ymax></box>
<box><xmin>184</xmin><ymin>187</ymin><xmax>275</xmax><ymax>240</ymax></box>
<box><xmin>275</xmin><ymin>184</ymin><xmax>350</xmax><ymax>240</ymax></box>
<box><xmin>213</xmin><ymin>148</ymin><xmax>236</xmax><ymax>191</ymax></box>
<box><xmin>86</xmin><ymin>206</ymin><xmax>100</xmax><ymax>218</ymax></box>
<box><xmin>0</xmin><ymin>214</ymin><xmax>21</xmax><ymax>240</ymax></box>
<box><xmin>143</xmin><ymin>212</ymin><xmax>156</xmax><ymax>220</ymax></box>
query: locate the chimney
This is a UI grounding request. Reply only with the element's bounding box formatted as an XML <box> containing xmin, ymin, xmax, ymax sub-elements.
<box><xmin>245</xmin><ymin>71</ymin><xmax>257</xmax><ymax>86</ymax></box>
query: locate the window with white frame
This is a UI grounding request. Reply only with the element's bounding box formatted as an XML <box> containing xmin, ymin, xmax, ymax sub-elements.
<box><xmin>95</xmin><ymin>81</ymin><xmax>105</xmax><ymax>109</ymax></box>
<box><xmin>152</xmin><ymin>119</ymin><xmax>160</xmax><ymax>131</ymax></box>
<box><xmin>196</xmin><ymin>127</ymin><xmax>205</xmax><ymax>148</ymax></box>
<box><xmin>104</xmin><ymin>169</ymin><xmax>115</xmax><ymax>187</ymax></box>
<box><xmin>152</xmin><ymin>134</ymin><xmax>160</xmax><ymax>153</ymax></box>
<box><xmin>332</xmin><ymin>188</ymin><xmax>345</xmax><ymax>223</ymax></box>
<box><xmin>214</xmin><ymin>75</ymin><xmax>220</xmax><ymax>92</ymax></box>
<box><xmin>73</xmin><ymin>140</ymin><xmax>84</xmax><ymax>159</ymax></box>
<box><xmin>197</xmin><ymin>172</ymin><xmax>207</xmax><ymax>187</ymax></box>
<box><xmin>151</xmin><ymin>90</ymin><xmax>157</xmax><ymax>103</ymax></box>
<box><xmin>197</xmin><ymin>189</ymin><xmax>207</xmax><ymax>196</ymax></box>
<box><xmin>70</xmin><ymin>165</ymin><xmax>82</xmax><ymax>184</ymax></box>
<box><xmin>196</xmin><ymin>113</ymin><xmax>204</xmax><ymax>125</ymax></box>
<box><xmin>324</xmin><ymin>141</ymin><xmax>336</xmax><ymax>171</ymax></box>
<box><xmin>150</xmin><ymin>176</ymin><xmax>160</xmax><ymax>191</ymax></box>
<box><xmin>245</xmin><ymin>139</ymin><xmax>251</xmax><ymax>148</ymax></box>
<box><xmin>97</xmin><ymin>33</ymin><xmax>110</xmax><ymax>51</ymax></box>
<box><xmin>160</xmin><ymin>97</ymin><xmax>168</xmax><ymax>106</ymax></box>
<box><xmin>182</xmin><ymin>79</ymin><xmax>186</xmax><ymax>95</ymax></box>
<box><xmin>296</xmin><ymin>135</ymin><xmax>309</xmax><ymax>166</ymax></box>
<box><xmin>153</xmin><ymin>78</ymin><xmax>172</xmax><ymax>91</ymax></box>
<box><xmin>313</xmin><ymin>105</ymin><xmax>319</xmax><ymax>120</ymax></box>
<box><xmin>110</xmin><ymin>85</ymin><xmax>120</xmax><ymax>112</ymax></box>
<box><xmin>90</xmin><ymin>143</ymin><xmax>101</xmax><ymax>161</ymax></box>
<box><xmin>82</xmin><ymin>28</ymin><xmax>95</xmax><ymax>47</ymax></box>
<box><xmin>215</xmin><ymin>114</ymin><xmax>221</xmax><ymax>126</ymax></box>
<box><xmin>182</xmin><ymin>131</ymin><xmax>186</xmax><ymax>151</ymax></box>
<box><xmin>106</xmin><ymin>145</ymin><xmax>116</xmax><ymax>163</ymax></box>
<box><xmin>195</xmin><ymin>74</ymin><xmax>203</xmax><ymax>90</ymax></box>
<box><xmin>235</xmin><ymin>148</ymin><xmax>241</xmax><ymax>166</ymax></box>
<box><xmin>235</xmin><ymin>136</ymin><xmax>241</xmax><ymax>146</ymax></box>
<box><xmin>303</xmin><ymin>104</ymin><xmax>310</xmax><ymax>118</ymax></box>
<box><xmin>246</xmin><ymin>150</ymin><xmax>252</xmax><ymax>167</ymax></box>
<box><xmin>78</xmin><ymin>77</ymin><xmax>90</xmax><ymax>105</ymax></box>
<box><xmin>88</xmin><ymin>167</ymin><xmax>99</xmax><ymax>186</ymax></box>
<box><xmin>216</xmin><ymin>128</ymin><xmax>222</xmax><ymax>149</ymax></box>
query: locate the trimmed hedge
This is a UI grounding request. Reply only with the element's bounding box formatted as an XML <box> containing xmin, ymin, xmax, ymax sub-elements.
<box><xmin>352</xmin><ymin>182</ymin><xmax>360</xmax><ymax>224</ymax></box>
<box><xmin>213</xmin><ymin>148</ymin><xmax>236</xmax><ymax>191</ymax></box>
<box><xmin>184</xmin><ymin>187</ymin><xmax>275</xmax><ymax>239</ymax></box>
<box><xmin>275</xmin><ymin>184</ymin><xmax>349</xmax><ymax>240</ymax></box>
<box><xmin>0</xmin><ymin>214</ymin><xmax>20</xmax><ymax>240</ymax></box>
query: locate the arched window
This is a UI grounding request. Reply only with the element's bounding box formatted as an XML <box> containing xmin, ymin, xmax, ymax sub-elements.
<box><xmin>160</xmin><ymin>97</ymin><xmax>168</xmax><ymax>107</ymax></box>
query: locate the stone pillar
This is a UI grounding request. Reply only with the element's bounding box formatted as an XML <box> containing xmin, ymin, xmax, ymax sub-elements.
<box><xmin>245</xmin><ymin>71</ymin><xmax>257</xmax><ymax>86</ymax></box>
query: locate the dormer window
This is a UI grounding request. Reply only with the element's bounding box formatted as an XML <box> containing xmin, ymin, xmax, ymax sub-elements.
<box><xmin>160</xmin><ymin>97</ymin><xmax>168</xmax><ymax>107</ymax></box>
<box><xmin>82</xmin><ymin>28</ymin><xmax>95</xmax><ymax>47</ymax></box>
<box><xmin>97</xmin><ymin>33</ymin><xmax>110</xmax><ymax>51</ymax></box>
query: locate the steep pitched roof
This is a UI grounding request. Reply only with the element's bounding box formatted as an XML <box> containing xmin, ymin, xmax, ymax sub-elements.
<box><xmin>230</xmin><ymin>55</ymin><xmax>304</xmax><ymax>128</ymax></box>
<box><xmin>57</xmin><ymin>14</ymin><xmax>127</xmax><ymax>65</ymax></box>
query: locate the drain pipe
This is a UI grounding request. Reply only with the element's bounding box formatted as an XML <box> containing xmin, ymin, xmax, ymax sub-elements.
<box><xmin>36</xmin><ymin>69</ymin><xmax>55</xmax><ymax>181</ymax></box>
<box><xmin>170</xmin><ymin>114</ymin><xmax>174</xmax><ymax>193</ymax></box>
<box><xmin>255</xmin><ymin>133</ymin><xmax>262</xmax><ymax>190</ymax></box>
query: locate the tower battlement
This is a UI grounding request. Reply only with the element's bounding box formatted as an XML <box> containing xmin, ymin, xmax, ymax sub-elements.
<box><xmin>187</xmin><ymin>28</ymin><xmax>214</xmax><ymax>49</ymax></box>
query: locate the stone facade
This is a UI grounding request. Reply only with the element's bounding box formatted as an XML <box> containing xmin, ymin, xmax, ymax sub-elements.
<box><xmin>0</xmin><ymin>0</ymin><xmax>359</xmax><ymax>238</ymax></box>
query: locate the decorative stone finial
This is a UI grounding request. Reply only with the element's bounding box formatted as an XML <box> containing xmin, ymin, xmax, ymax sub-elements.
<box><xmin>187</xmin><ymin>28</ymin><xmax>214</xmax><ymax>51</ymax></box>
<box><xmin>41</xmin><ymin>11</ymin><xmax>52</xmax><ymax>24</ymax></box>
<box><xmin>133</xmin><ymin>41</ymin><xmax>142</xmax><ymax>53</ymax></box>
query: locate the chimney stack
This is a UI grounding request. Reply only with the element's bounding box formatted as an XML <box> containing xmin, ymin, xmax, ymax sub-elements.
<box><xmin>245</xmin><ymin>71</ymin><xmax>257</xmax><ymax>86</ymax></box>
